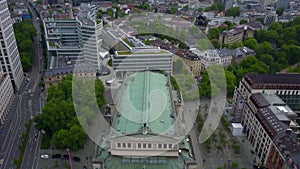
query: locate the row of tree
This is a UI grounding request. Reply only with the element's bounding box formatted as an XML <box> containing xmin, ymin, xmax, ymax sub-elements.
<box><xmin>199</xmin><ymin>17</ymin><xmax>300</xmax><ymax>98</ymax></box>
<box><xmin>34</xmin><ymin>75</ymin><xmax>106</xmax><ymax>151</ymax></box>
<box><xmin>14</xmin><ymin>20</ymin><xmax>36</xmax><ymax>72</ymax></box>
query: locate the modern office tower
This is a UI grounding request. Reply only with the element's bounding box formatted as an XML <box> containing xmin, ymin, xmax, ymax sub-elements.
<box><xmin>76</xmin><ymin>3</ymin><xmax>102</xmax><ymax>70</ymax></box>
<box><xmin>0</xmin><ymin>67</ymin><xmax>14</xmax><ymax>126</ymax></box>
<box><xmin>0</xmin><ymin>0</ymin><xmax>24</xmax><ymax>91</ymax></box>
<box><xmin>44</xmin><ymin>3</ymin><xmax>103</xmax><ymax>70</ymax></box>
<box><xmin>232</xmin><ymin>74</ymin><xmax>300</xmax><ymax>122</ymax></box>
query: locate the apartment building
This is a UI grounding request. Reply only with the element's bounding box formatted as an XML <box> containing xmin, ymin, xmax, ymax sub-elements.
<box><xmin>191</xmin><ymin>48</ymin><xmax>233</xmax><ymax>71</ymax></box>
<box><xmin>182</xmin><ymin>53</ymin><xmax>201</xmax><ymax>77</ymax></box>
<box><xmin>219</xmin><ymin>25</ymin><xmax>255</xmax><ymax>45</ymax></box>
<box><xmin>267</xmin><ymin>134</ymin><xmax>300</xmax><ymax>169</ymax></box>
<box><xmin>43</xmin><ymin>3</ymin><xmax>103</xmax><ymax>70</ymax></box>
<box><xmin>242</xmin><ymin>93</ymin><xmax>300</xmax><ymax>167</ymax></box>
<box><xmin>104</xmin><ymin>29</ymin><xmax>173</xmax><ymax>77</ymax></box>
<box><xmin>0</xmin><ymin>0</ymin><xmax>24</xmax><ymax>91</ymax></box>
<box><xmin>0</xmin><ymin>67</ymin><xmax>14</xmax><ymax>126</ymax></box>
<box><xmin>232</xmin><ymin>73</ymin><xmax>300</xmax><ymax>122</ymax></box>
<box><xmin>94</xmin><ymin>71</ymin><xmax>194</xmax><ymax>169</ymax></box>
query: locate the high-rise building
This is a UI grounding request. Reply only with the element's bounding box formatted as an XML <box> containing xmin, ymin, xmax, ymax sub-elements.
<box><xmin>0</xmin><ymin>67</ymin><xmax>14</xmax><ymax>126</ymax></box>
<box><xmin>43</xmin><ymin>3</ymin><xmax>103</xmax><ymax>70</ymax></box>
<box><xmin>0</xmin><ymin>0</ymin><xmax>24</xmax><ymax>91</ymax></box>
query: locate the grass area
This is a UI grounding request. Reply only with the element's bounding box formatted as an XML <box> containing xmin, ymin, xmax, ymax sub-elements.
<box><xmin>40</xmin><ymin>133</ymin><xmax>51</xmax><ymax>149</ymax></box>
<box><xmin>117</xmin><ymin>51</ymin><xmax>132</xmax><ymax>55</ymax></box>
<box><xmin>170</xmin><ymin>76</ymin><xmax>180</xmax><ymax>91</ymax></box>
<box><xmin>13</xmin><ymin>120</ymin><xmax>32</xmax><ymax>169</ymax></box>
<box><xmin>123</xmin><ymin>38</ymin><xmax>135</xmax><ymax>47</ymax></box>
<box><xmin>108</xmin><ymin>59</ymin><xmax>112</xmax><ymax>67</ymax></box>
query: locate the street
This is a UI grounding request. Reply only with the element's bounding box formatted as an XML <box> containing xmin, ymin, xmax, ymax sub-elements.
<box><xmin>0</xmin><ymin>1</ymin><xmax>44</xmax><ymax>168</ymax></box>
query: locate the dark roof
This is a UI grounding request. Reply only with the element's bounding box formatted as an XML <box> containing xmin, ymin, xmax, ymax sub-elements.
<box><xmin>256</xmin><ymin>107</ymin><xmax>287</xmax><ymax>139</ymax></box>
<box><xmin>250</xmin><ymin>93</ymin><xmax>270</xmax><ymax>108</ymax></box>
<box><xmin>245</xmin><ymin>73</ymin><xmax>300</xmax><ymax>86</ymax></box>
<box><xmin>217</xmin><ymin>48</ymin><xmax>234</xmax><ymax>57</ymax></box>
<box><xmin>276</xmin><ymin>135</ymin><xmax>300</xmax><ymax>169</ymax></box>
<box><xmin>45</xmin><ymin>64</ymin><xmax>96</xmax><ymax>77</ymax></box>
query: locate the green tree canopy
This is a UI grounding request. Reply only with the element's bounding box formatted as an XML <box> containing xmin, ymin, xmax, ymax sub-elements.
<box><xmin>226</xmin><ymin>7</ymin><xmax>241</xmax><ymax>18</ymax></box>
<box><xmin>34</xmin><ymin>75</ymin><xmax>106</xmax><ymax>151</ymax></box>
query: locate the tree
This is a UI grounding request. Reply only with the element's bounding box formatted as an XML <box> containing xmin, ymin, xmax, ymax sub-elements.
<box><xmin>173</xmin><ymin>59</ymin><xmax>183</xmax><ymax>74</ymax></box>
<box><xmin>260</xmin><ymin>54</ymin><xmax>274</xmax><ymax>65</ymax></box>
<box><xmin>34</xmin><ymin>75</ymin><xmax>105</xmax><ymax>151</ymax></box>
<box><xmin>207</xmin><ymin>28</ymin><xmax>221</xmax><ymax>40</ymax></box>
<box><xmin>243</xmin><ymin>38</ymin><xmax>258</xmax><ymax>50</ymax></box>
<box><xmin>280</xmin><ymin>44</ymin><xmax>300</xmax><ymax>64</ymax></box>
<box><xmin>196</xmin><ymin>39</ymin><xmax>212</xmax><ymax>50</ymax></box>
<box><xmin>225</xmin><ymin>71</ymin><xmax>236</xmax><ymax>97</ymax></box>
<box><xmin>211</xmin><ymin>39</ymin><xmax>221</xmax><ymax>49</ymax></box>
<box><xmin>226</xmin><ymin>7</ymin><xmax>241</xmax><ymax>18</ymax></box>
<box><xmin>231</xmin><ymin>161</ymin><xmax>239</xmax><ymax>168</ymax></box>
<box><xmin>239</xmin><ymin>19</ymin><xmax>248</xmax><ymax>25</ymax></box>
<box><xmin>230</xmin><ymin>42</ymin><xmax>243</xmax><ymax>49</ymax></box>
<box><xmin>276</xmin><ymin>7</ymin><xmax>284</xmax><ymax>16</ymax></box>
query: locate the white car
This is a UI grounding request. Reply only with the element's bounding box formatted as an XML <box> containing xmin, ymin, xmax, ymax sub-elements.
<box><xmin>40</xmin><ymin>154</ymin><xmax>49</xmax><ymax>159</ymax></box>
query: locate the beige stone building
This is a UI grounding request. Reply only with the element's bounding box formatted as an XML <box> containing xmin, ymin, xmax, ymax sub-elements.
<box><xmin>0</xmin><ymin>67</ymin><xmax>14</xmax><ymax>126</ymax></box>
<box><xmin>219</xmin><ymin>25</ymin><xmax>255</xmax><ymax>45</ymax></box>
<box><xmin>44</xmin><ymin>64</ymin><xmax>96</xmax><ymax>89</ymax></box>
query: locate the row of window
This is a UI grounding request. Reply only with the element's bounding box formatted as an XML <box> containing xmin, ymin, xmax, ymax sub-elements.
<box><xmin>116</xmin><ymin>142</ymin><xmax>174</xmax><ymax>150</ymax></box>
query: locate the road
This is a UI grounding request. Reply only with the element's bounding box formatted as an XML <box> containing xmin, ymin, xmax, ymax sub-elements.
<box><xmin>0</xmin><ymin>1</ymin><xmax>44</xmax><ymax>169</ymax></box>
<box><xmin>20</xmin><ymin>1</ymin><xmax>45</xmax><ymax>169</ymax></box>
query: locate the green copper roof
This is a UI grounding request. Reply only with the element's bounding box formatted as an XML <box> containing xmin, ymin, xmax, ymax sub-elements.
<box><xmin>113</xmin><ymin>71</ymin><xmax>175</xmax><ymax>135</ymax></box>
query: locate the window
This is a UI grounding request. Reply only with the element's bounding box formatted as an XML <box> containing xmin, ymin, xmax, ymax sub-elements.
<box><xmin>138</xmin><ymin>143</ymin><xmax>141</xmax><ymax>148</ymax></box>
<box><xmin>163</xmin><ymin>144</ymin><xmax>167</xmax><ymax>148</ymax></box>
<box><xmin>127</xmin><ymin>143</ymin><xmax>131</xmax><ymax>148</ymax></box>
<box><xmin>117</xmin><ymin>143</ymin><xmax>121</xmax><ymax>148</ymax></box>
<box><xmin>123</xmin><ymin>143</ymin><xmax>126</xmax><ymax>148</ymax></box>
<box><xmin>143</xmin><ymin>143</ymin><xmax>146</xmax><ymax>148</ymax></box>
<box><xmin>148</xmin><ymin>143</ymin><xmax>151</xmax><ymax>148</ymax></box>
<box><xmin>158</xmin><ymin>144</ymin><xmax>162</xmax><ymax>149</ymax></box>
<box><xmin>169</xmin><ymin>144</ymin><xmax>172</xmax><ymax>149</ymax></box>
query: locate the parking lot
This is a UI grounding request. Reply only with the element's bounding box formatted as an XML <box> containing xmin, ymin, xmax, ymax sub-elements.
<box><xmin>37</xmin><ymin>138</ymin><xmax>96</xmax><ymax>169</ymax></box>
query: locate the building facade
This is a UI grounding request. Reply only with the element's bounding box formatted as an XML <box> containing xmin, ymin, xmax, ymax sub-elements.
<box><xmin>232</xmin><ymin>74</ymin><xmax>300</xmax><ymax>122</ymax></box>
<box><xmin>242</xmin><ymin>93</ymin><xmax>300</xmax><ymax>168</ymax></box>
<box><xmin>0</xmin><ymin>67</ymin><xmax>14</xmax><ymax>126</ymax></box>
<box><xmin>0</xmin><ymin>0</ymin><xmax>24</xmax><ymax>91</ymax></box>
<box><xmin>104</xmin><ymin>29</ymin><xmax>173</xmax><ymax>77</ymax></box>
<box><xmin>43</xmin><ymin>3</ymin><xmax>103</xmax><ymax>70</ymax></box>
<box><xmin>95</xmin><ymin>71</ymin><xmax>194</xmax><ymax>169</ymax></box>
<box><xmin>219</xmin><ymin>25</ymin><xmax>255</xmax><ymax>45</ymax></box>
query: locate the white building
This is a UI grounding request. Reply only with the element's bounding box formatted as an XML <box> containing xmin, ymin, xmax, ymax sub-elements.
<box><xmin>0</xmin><ymin>67</ymin><xmax>14</xmax><ymax>126</ymax></box>
<box><xmin>43</xmin><ymin>3</ymin><xmax>103</xmax><ymax>70</ymax></box>
<box><xmin>104</xmin><ymin>29</ymin><xmax>173</xmax><ymax>77</ymax></box>
<box><xmin>191</xmin><ymin>48</ymin><xmax>233</xmax><ymax>71</ymax></box>
<box><xmin>0</xmin><ymin>0</ymin><xmax>24</xmax><ymax>91</ymax></box>
<box><xmin>76</xmin><ymin>3</ymin><xmax>103</xmax><ymax>70</ymax></box>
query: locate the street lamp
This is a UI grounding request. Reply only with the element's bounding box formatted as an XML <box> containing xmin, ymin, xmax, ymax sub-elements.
<box><xmin>66</xmin><ymin>148</ymin><xmax>73</xmax><ymax>169</ymax></box>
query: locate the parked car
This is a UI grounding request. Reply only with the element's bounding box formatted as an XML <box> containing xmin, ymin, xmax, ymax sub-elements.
<box><xmin>52</xmin><ymin>154</ymin><xmax>61</xmax><ymax>159</ymax></box>
<box><xmin>40</xmin><ymin>154</ymin><xmax>49</xmax><ymax>159</ymax></box>
<box><xmin>73</xmin><ymin>156</ymin><xmax>80</xmax><ymax>162</ymax></box>
<box><xmin>62</xmin><ymin>154</ymin><xmax>69</xmax><ymax>160</ymax></box>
